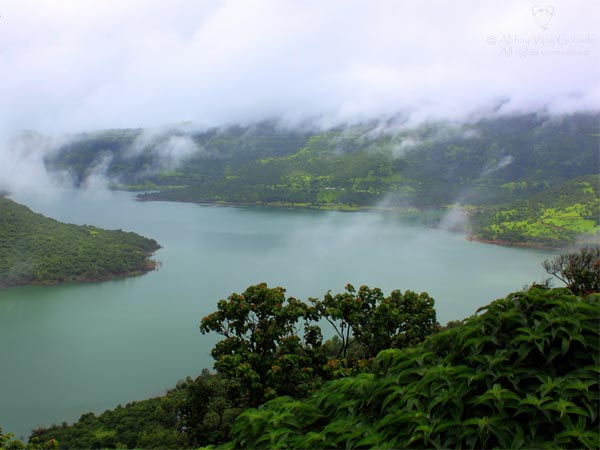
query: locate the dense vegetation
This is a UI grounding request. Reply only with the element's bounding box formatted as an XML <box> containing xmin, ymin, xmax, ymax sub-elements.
<box><xmin>196</xmin><ymin>284</ymin><xmax>437</xmax><ymax>412</ymax></box>
<box><xmin>20</xmin><ymin>254</ymin><xmax>600</xmax><ymax>449</ymax></box>
<box><xmin>45</xmin><ymin>113</ymin><xmax>600</xmax><ymax>247</ymax></box>
<box><xmin>219</xmin><ymin>286</ymin><xmax>599</xmax><ymax>449</ymax></box>
<box><xmin>1</xmin><ymin>427</ymin><xmax>57</xmax><ymax>450</ymax></box>
<box><xmin>0</xmin><ymin>197</ymin><xmax>160</xmax><ymax>287</ymax></box>
<box><xmin>471</xmin><ymin>175</ymin><xmax>600</xmax><ymax>247</ymax></box>
<box><xmin>26</xmin><ymin>386</ymin><xmax>188</xmax><ymax>450</ymax></box>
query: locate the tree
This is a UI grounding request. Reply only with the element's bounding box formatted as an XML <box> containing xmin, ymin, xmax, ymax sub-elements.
<box><xmin>199</xmin><ymin>283</ymin><xmax>325</xmax><ymax>407</ymax></box>
<box><xmin>542</xmin><ymin>246</ymin><xmax>600</xmax><ymax>295</ymax></box>
<box><xmin>200</xmin><ymin>283</ymin><xmax>439</xmax><ymax>407</ymax></box>
<box><xmin>178</xmin><ymin>370</ymin><xmax>242</xmax><ymax>447</ymax></box>
<box><xmin>312</xmin><ymin>284</ymin><xmax>438</xmax><ymax>360</ymax></box>
<box><xmin>175</xmin><ymin>282</ymin><xmax>440</xmax><ymax>446</ymax></box>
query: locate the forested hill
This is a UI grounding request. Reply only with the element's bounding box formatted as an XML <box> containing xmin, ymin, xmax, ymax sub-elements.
<box><xmin>45</xmin><ymin>112</ymin><xmax>600</xmax><ymax>247</ymax></box>
<box><xmin>0</xmin><ymin>197</ymin><xmax>160</xmax><ymax>288</ymax></box>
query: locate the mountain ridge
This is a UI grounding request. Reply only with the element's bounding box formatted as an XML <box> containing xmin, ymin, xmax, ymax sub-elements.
<box><xmin>42</xmin><ymin>112</ymin><xmax>600</xmax><ymax>247</ymax></box>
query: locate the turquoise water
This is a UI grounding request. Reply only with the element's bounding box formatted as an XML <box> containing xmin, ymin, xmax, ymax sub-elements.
<box><xmin>0</xmin><ymin>189</ymin><xmax>554</xmax><ymax>439</ymax></box>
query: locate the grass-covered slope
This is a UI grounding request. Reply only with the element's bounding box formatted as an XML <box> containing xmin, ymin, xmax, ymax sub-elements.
<box><xmin>0</xmin><ymin>197</ymin><xmax>160</xmax><ymax>287</ymax></box>
<box><xmin>218</xmin><ymin>287</ymin><xmax>600</xmax><ymax>449</ymax></box>
<box><xmin>471</xmin><ymin>175</ymin><xmax>600</xmax><ymax>247</ymax></box>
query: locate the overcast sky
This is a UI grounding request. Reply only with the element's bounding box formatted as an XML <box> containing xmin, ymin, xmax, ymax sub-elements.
<box><xmin>0</xmin><ymin>0</ymin><xmax>598</xmax><ymax>135</ymax></box>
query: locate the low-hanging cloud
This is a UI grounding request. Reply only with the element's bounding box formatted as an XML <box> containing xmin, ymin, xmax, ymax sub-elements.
<box><xmin>481</xmin><ymin>154</ymin><xmax>515</xmax><ymax>176</ymax></box>
<box><xmin>0</xmin><ymin>132</ymin><xmax>73</xmax><ymax>193</ymax></box>
<box><xmin>81</xmin><ymin>152</ymin><xmax>114</xmax><ymax>190</ymax></box>
<box><xmin>0</xmin><ymin>0</ymin><xmax>598</xmax><ymax>136</ymax></box>
<box><xmin>0</xmin><ymin>0</ymin><xmax>598</xmax><ymax>193</ymax></box>
<box><xmin>129</xmin><ymin>127</ymin><xmax>205</xmax><ymax>172</ymax></box>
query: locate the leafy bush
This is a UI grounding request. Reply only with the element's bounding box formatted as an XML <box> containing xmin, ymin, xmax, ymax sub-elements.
<box><xmin>220</xmin><ymin>287</ymin><xmax>600</xmax><ymax>449</ymax></box>
<box><xmin>178</xmin><ymin>370</ymin><xmax>243</xmax><ymax>447</ymax></box>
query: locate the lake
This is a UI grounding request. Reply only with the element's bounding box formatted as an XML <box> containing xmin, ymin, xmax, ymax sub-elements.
<box><xmin>0</xmin><ymin>189</ymin><xmax>555</xmax><ymax>439</ymax></box>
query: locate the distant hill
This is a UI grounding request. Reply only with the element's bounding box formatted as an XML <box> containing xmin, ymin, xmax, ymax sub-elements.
<box><xmin>0</xmin><ymin>197</ymin><xmax>160</xmax><ymax>288</ymax></box>
<box><xmin>471</xmin><ymin>175</ymin><xmax>600</xmax><ymax>247</ymax></box>
<box><xmin>45</xmin><ymin>113</ymin><xmax>600</xmax><ymax>247</ymax></box>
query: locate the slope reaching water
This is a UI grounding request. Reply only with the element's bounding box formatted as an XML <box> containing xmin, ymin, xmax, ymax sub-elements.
<box><xmin>0</xmin><ymin>197</ymin><xmax>160</xmax><ymax>287</ymax></box>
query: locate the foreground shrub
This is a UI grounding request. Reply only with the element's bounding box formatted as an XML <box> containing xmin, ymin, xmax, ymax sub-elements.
<box><xmin>219</xmin><ymin>287</ymin><xmax>600</xmax><ymax>449</ymax></box>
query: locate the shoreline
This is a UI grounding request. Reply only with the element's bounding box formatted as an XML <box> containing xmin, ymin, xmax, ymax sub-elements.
<box><xmin>465</xmin><ymin>236</ymin><xmax>562</xmax><ymax>251</ymax></box>
<box><xmin>134</xmin><ymin>192</ymin><xmax>437</xmax><ymax>214</ymax></box>
<box><xmin>135</xmin><ymin>193</ymin><xmax>570</xmax><ymax>250</ymax></box>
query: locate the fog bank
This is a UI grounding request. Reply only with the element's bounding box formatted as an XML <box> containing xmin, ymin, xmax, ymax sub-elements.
<box><xmin>0</xmin><ymin>0</ymin><xmax>598</xmax><ymax>135</ymax></box>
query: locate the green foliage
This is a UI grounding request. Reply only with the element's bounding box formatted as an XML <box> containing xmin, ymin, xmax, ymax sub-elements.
<box><xmin>219</xmin><ymin>287</ymin><xmax>600</xmax><ymax>449</ymax></box>
<box><xmin>312</xmin><ymin>284</ymin><xmax>438</xmax><ymax>359</ymax></box>
<box><xmin>2</xmin><ymin>426</ymin><xmax>57</xmax><ymax>450</ymax></box>
<box><xmin>29</xmin><ymin>383</ymin><xmax>189</xmax><ymax>449</ymax></box>
<box><xmin>199</xmin><ymin>283</ymin><xmax>326</xmax><ymax>406</ymax></box>
<box><xmin>191</xmin><ymin>283</ymin><xmax>439</xmax><ymax>445</ymax></box>
<box><xmin>543</xmin><ymin>245</ymin><xmax>600</xmax><ymax>295</ymax></box>
<box><xmin>178</xmin><ymin>370</ymin><xmax>243</xmax><ymax>447</ymax></box>
<box><xmin>199</xmin><ymin>283</ymin><xmax>439</xmax><ymax>408</ymax></box>
<box><xmin>0</xmin><ymin>197</ymin><xmax>160</xmax><ymax>287</ymax></box>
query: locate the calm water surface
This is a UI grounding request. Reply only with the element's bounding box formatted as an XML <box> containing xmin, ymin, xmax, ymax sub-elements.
<box><xmin>0</xmin><ymin>189</ymin><xmax>555</xmax><ymax>438</ymax></box>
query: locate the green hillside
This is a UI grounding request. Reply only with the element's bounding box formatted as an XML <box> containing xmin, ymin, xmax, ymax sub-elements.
<box><xmin>45</xmin><ymin>113</ymin><xmax>600</xmax><ymax>247</ymax></box>
<box><xmin>472</xmin><ymin>175</ymin><xmax>600</xmax><ymax>247</ymax></box>
<box><xmin>0</xmin><ymin>197</ymin><xmax>160</xmax><ymax>287</ymax></box>
<box><xmin>133</xmin><ymin>113</ymin><xmax>598</xmax><ymax>209</ymax></box>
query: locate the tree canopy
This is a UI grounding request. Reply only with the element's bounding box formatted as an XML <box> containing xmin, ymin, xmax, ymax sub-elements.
<box><xmin>199</xmin><ymin>283</ymin><xmax>324</xmax><ymax>406</ymax></box>
<box><xmin>312</xmin><ymin>284</ymin><xmax>438</xmax><ymax>359</ymax></box>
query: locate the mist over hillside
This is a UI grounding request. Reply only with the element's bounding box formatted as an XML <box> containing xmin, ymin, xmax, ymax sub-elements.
<box><xmin>0</xmin><ymin>110</ymin><xmax>596</xmax><ymax>248</ymax></box>
<box><xmin>2</xmin><ymin>112</ymin><xmax>596</xmax><ymax>198</ymax></box>
<box><xmin>0</xmin><ymin>111</ymin><xmax>592</xmax><ymax>248</ymax></box>
<box><xmin>1</xmin><ymin>1</ymin><xmax>598</xmax><ymax>206</ymax></box>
